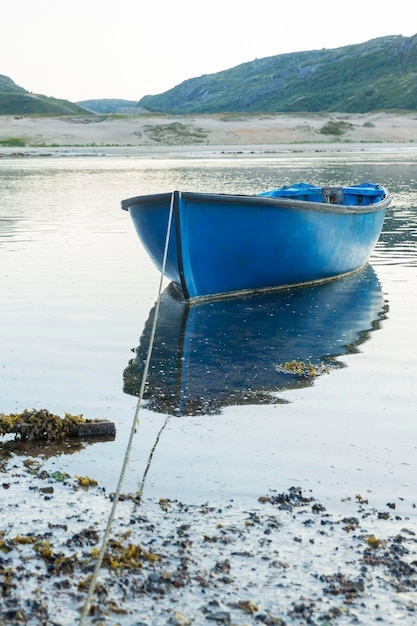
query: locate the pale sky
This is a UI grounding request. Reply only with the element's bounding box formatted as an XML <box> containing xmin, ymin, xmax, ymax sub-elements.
<box><xmin>2</xmin><ymin>0</ymin><xmax>415</xmax><ymax>103</ymax></box>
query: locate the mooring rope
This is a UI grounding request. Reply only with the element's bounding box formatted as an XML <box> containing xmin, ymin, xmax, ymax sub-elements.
<box><xmin>138</xmin><ymin>415</ymin><xmax>171</xmax><ymax>496</ymax></box>
<box><xmin>79</xmin><ymin>191</ymin><xmax>176</xmax><ymax>625</ymax></box>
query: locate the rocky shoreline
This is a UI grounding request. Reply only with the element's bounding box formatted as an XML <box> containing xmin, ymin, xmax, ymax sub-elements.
<box><xmin>1</xmin><ymin>456</ymin><xmax>416</xmax><ymax>625</ymax></box>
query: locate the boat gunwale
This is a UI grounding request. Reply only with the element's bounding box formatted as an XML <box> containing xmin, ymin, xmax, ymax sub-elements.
<box><xmin>121</xmin><ymin>189</ymin><xmax>391</xmax><ymax>215</ymax></box>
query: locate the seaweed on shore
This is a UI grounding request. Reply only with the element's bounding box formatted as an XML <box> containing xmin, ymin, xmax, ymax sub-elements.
<box><xmin>0</xmin><ymin>408</ymin><xmax>115</xmax><ymax>441</ymax></box>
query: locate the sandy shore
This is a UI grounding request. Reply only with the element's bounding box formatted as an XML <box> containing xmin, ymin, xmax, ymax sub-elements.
<box><xmin>1</xmin><ymin>111</ymin><xmax>417</xmax><ymax>157</ymax></box>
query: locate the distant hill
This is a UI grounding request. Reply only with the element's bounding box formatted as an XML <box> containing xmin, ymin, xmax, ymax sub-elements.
<box><xmin>0</xmin><ymin>75</ymin><xmax>91</xmax><ymax>115</ymax></box>
<box><xmin>77</xmin><ymin>99</ymin><xmax>148</xmax><ymax>115</ymax></box>
<box><xmin>137</xmin><ymin>34</ymin><xmax>417</xmax><ymax>114</ymax></box>
<box><xmin>2</xmin><ymin>34</ymin><xmax>417</xmax><ymax>117</ymax></box>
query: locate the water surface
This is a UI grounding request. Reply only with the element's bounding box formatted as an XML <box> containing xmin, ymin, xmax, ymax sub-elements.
<box><xmin>1</xmin><ymin>150</ymin><xmax>416</xmax><ymax>509</ymax></box>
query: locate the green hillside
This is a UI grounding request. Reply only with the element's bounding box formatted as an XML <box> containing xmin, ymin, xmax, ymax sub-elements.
<box><xmin>2</xmin><ymin>34</ymin><xmax>417</xmax><ymax>116</ymax></box>
<box><xmin>0</xmin><ymin>75</ymin><xmax>91</xmax><ymax>115</ymax></box>
<box><xmin>138</xmin><ymin>35</ymin><xmax>417</xmax><ymax>114</ymax></box>
<box><xmin>77</xmin><ymin>99</ymin><xmax>148</xmax><ymax>114</ymax></box>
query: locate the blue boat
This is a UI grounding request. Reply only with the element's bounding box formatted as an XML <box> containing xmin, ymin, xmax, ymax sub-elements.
<box><xmin>121</xmin><ymin>182</ymin><xmax>391</xmax><ymax>301</ymax></box>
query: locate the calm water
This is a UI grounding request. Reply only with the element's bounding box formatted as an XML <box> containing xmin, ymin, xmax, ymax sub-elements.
<box><xmin>1</xmin><ymin>149</ymin><xmax>416</xmax><ymax>509</ymax></box>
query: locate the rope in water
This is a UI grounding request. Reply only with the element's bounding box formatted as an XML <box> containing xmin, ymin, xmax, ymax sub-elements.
<box><xmin>79</xmin><ymin>191</ymin><xmax>176</xmax><ymax>625</ymax></box>
<box><xmin>138</xmin><ymin>415</ymin><xmax>171</xmax><ymax>496</ymax></box>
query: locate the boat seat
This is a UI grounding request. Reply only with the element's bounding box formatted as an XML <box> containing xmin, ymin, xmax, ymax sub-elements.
<box><xmin>322</xmin><ymin>187</ymin><xmax>344</xmax><ymax>204</ymax></box>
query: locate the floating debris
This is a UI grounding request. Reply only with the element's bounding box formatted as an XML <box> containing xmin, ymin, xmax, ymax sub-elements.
<box><xmin>274</xmin><ymin>359</ymin><xmax>330</xmax><ymax>377</ymax></box>
<box><xmin>0</xmin><ymin>408</ymin><xmax>115</xmax><ymax>441</ymax></box>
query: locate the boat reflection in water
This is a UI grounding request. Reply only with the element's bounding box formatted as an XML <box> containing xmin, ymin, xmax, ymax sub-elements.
<box><xmin>123</xmin><ymin>265</ymin><xmax>387</xmax><ymax>416</ymax></box>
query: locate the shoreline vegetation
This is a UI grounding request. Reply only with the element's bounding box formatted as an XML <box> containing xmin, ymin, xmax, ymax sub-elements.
<box><xmin>1</xmin><ymin>111</ymin><xmax>417</xmax><ymax>156</ymax></box>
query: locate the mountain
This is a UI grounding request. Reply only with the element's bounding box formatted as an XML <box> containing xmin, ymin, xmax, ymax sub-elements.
<box><xmin>77</xmin><ymin>99</ymin><xmax>148</xmax><ymax>114</ymax></box>
<box><xmin>137</xmin><ymin>34</ymin><xmax>417</xmax><ymax>114</ymax></box>
<box><xmin>0</xmin><ymin>75</ymin><xmax>91</xmax><ymax>115</ymax></box>
<box><xmin>2</xmin><ymin>34</ymin><xmax>417</xmax><ymax>116</ymax></box>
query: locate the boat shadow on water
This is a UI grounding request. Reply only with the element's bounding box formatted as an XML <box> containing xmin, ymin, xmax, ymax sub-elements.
<box><xmin>123</xmin><ymin>265</ymin><xmax>388</xmax><ymax>417</ymax></box>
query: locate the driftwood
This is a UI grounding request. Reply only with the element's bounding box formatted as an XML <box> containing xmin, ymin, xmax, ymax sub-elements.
<box><xmin>67</xmin><ymin>420</ymin><xmax>116</xmax><ymax>438</ymax></box>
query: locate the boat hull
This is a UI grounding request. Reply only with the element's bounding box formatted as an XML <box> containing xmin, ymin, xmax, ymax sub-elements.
<box><xmin>122</xmin><ymin>186</ymin><xmax>390</xmax><ymax>300</ymax></box>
